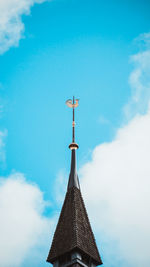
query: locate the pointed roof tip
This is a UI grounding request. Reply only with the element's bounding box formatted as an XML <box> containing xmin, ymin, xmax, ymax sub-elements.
<box><xmin>67</xmin><ymin>149</ymin><xmax>80</xmax><ymax>190</ymax></box>
<box><xmin>47</xmin><ymin>186</ymin><xmax>102</xmax><ymax>265</ymax></box>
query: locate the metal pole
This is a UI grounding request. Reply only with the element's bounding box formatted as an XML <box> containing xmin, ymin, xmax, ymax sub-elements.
<box><xmin>73</xmin><ymin>96</ymin><xmax>75</xmax><ymax>143</ymax></box>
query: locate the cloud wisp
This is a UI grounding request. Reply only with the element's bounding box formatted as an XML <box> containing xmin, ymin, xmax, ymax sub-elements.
<box><xmin>124</xmin><ymin>32</ymin><xmax>150</xmax><ymax>119</ymax></box>
<box><xmin>80</xmin><ymin>33</ymin><xmax>150</xmax><ymax>267</ymax></box>
<box><xmin>0</xmin><ymin>0</ymin><xmax>47</xmax><ymax>54</ymax></box>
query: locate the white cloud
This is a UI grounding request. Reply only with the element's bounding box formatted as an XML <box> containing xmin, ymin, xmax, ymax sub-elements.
<box><xmin>0</xmin><ymin>0</ymin><xmax>47</xmax><ymax>54</ymax></box>
<box><xmin>80</xmin><ymin>111</ymin><xmax>150</xmax><ymax>267</ymax></box>
<box><xmin>0</xmin><ymin>172</ymin><xmax>55</xmax><ymax>267</ymax></box>
<box><xmin>80</xmin><ymin>33</ymin><xmax>150</xmax><ymax>267</ymax></box>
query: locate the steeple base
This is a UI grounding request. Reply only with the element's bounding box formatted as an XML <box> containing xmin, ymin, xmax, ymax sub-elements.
<box><xmin>53</xmin><ymin>251</ymin><xmax>97</xmax><ymax>267</ymax></box>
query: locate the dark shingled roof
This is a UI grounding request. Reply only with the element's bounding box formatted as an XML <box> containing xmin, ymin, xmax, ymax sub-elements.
<box><xmin>47</xmin><ymin>186</ymin><xmax>102</xmax><ymax>265</ymax></box>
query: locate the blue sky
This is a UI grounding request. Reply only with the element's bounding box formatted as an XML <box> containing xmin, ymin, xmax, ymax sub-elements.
<box><xmin>0</xmin><ymin>0</ymin><xmax>150</xmax><ymax>266</ymax></box>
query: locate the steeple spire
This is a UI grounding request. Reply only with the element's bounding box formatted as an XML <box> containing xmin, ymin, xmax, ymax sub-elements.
<box><xmin>66</xmin><ymin>97</ymin><xmax>80</xmax><ymax>190</ymax></box>
<box><xmin>47</xmin><ymin>98</ymin><xmax>103</xmax><ymax>267</ymax></box>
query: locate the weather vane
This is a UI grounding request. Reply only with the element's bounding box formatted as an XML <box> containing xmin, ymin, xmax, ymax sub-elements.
<box><xmin>66</xmin><ymin>96</ymin><xmax>79</xmax><ymax>150</ymax></box>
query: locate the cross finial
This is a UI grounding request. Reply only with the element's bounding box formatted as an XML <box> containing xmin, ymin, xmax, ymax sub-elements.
<box><xmin>66</xmin><ymin>96</ymin><xmax>79</xmax><ymax>150</ymax></box>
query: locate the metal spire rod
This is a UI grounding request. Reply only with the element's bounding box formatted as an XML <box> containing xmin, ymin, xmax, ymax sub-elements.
<box><xmin>72</xmin><ymin>96</ymin><xmax>75</xmax><ymax>143</ymax></box>
<box><xmin>66</xmin><ymin>96</ymin><xmax>79</xmax><ymax>150</ymax></box>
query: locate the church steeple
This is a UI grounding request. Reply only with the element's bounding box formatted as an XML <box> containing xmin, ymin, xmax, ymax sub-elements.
<box><xmin>47</xmin><ymin>97</ymin><xmax>103</xmax><ymax>267</ymax></box>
